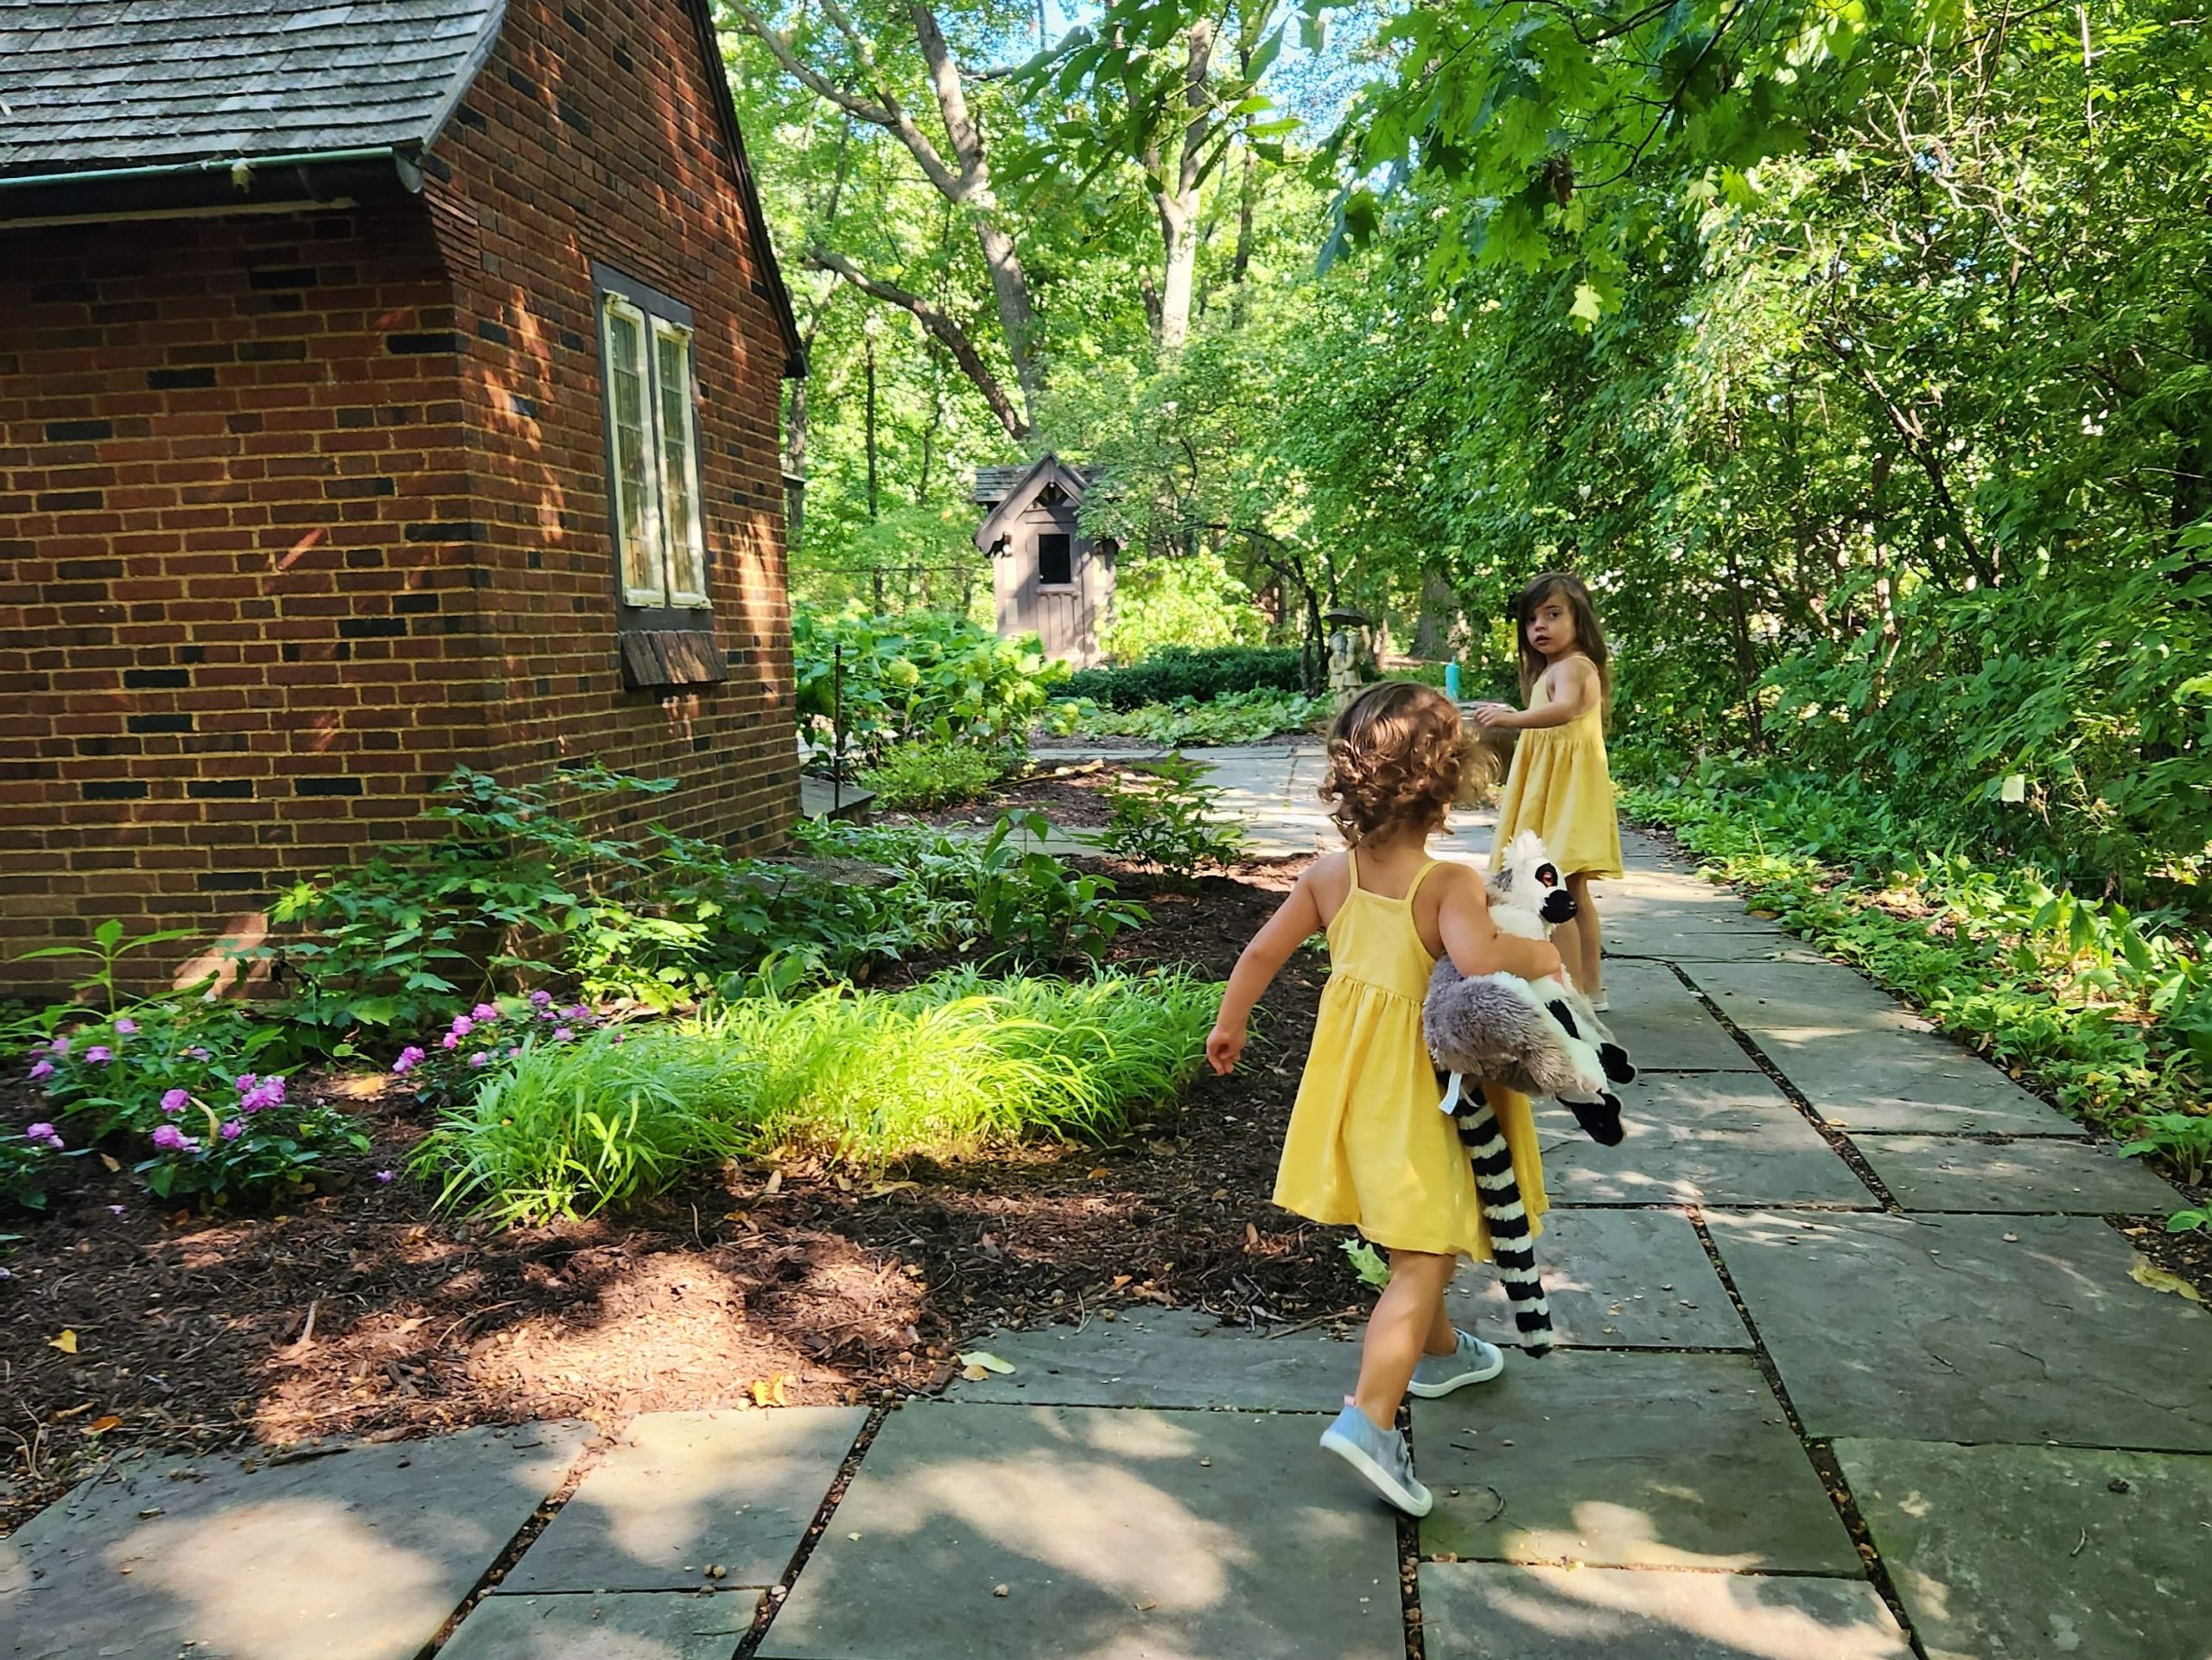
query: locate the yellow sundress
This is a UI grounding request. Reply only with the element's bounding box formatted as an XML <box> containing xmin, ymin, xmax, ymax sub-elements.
<box><xmin>1491</xmin><ymin>668</ymin><xmax>1624</xmax><ymax>881</ymax></box>
<box><xmin>1273</xmin><ymin>853</ymin><xmax>1548</xmax><ymax>1260</ymax></box>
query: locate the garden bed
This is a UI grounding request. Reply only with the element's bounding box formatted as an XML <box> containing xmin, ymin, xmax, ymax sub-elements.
<box><xmin>0</xmin><ymin>857</ymin><xmax>1356</xmax><ymax>1531</ymax></box>
<box><xmin>879</xmin><ymin>758</ymin><xmax>1159</xmax><ymax>831</ymax></box>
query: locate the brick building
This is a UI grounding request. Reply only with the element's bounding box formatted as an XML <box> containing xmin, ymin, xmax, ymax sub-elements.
<box><xmin>0</xmin><ymin>0</ymin><xmax>804</xmax><ymax>992</ymax></box>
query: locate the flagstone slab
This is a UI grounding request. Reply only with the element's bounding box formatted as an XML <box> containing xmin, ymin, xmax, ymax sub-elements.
<box><xmin>1446</xmin><ymin>1208</ymin><xmax>1751</xmax><ymax>1349</ymax></box>
<box><xmin>1682</xmin><ymin>960</ymin><xmax>2082</xmax><ymax>1135</ymax></box>
<box><xmin>1707</xmin><ymin>1211</ymin><xmax>2212</xmax><ymax>1450</ymax></box>
<box><xmin>942</xmin><ymin>1309</ymin><xmax>1350</xmax><ymax>1410</ymax></box>
<box><xmin>441</xmin><ymin>1591</ymin><xmax>753</xmax><ymax>1660</ymax></box>
<box><xmin>757</xmin><ymin>1403</ymin><xmax>1402</xmax><ymax>1660</ymax></box>
<box><xmin>1834</xmin><ymin>1438</ymin><xmax>2212</xmax><ymax>1660</ymax></box>
<box><xmin>1592</xmin><ymin>962</ymin><xmax>1758</xmax><ymax>1072</ymax></box>
<box><xmin>1419</xmin><ymin>1562</ymin><xmax>1910</xmax><ymax>1659</ymax></box>
<box><xmin>500</xmin><ymin>1408</ymin><xmax>867</xmax><ymax>1595</ymax></box>
<box><xmin>3</xmin><ymin>1422</ymin><xmax>588</xmax><ymax>1660</ymax></box>
<box><xmin>1414</xmin><ymin>1352</ymin><xmax>1854</xmax><ymax>1571</ymax></box>
<box><xmin>1535</xmin><ymin>1078</ymin><xmax>1874</xmax><ymax>1208</ymax></box>
<box><xmin>1850</xmin><ymin>1133</ymin><xmax>2184</xmax><ymax>1215</ymax></box>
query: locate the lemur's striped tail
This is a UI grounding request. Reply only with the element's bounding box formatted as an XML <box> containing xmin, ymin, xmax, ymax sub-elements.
<box><xmin>1447</xmin><ymin>1074</ymin><xmax>1553</xmax><ymax>1354</ymax></box>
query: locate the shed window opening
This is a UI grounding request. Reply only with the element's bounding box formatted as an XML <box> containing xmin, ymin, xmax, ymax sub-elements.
<box><xmin>1037</xmin><ymin>531</ymin><xmax>1074</xmax><ymax>588</ymax></box>
<box><xmin>601</xmin><ymin>290</ymin><xmax>707</xmax><ymax>610</ymax></box>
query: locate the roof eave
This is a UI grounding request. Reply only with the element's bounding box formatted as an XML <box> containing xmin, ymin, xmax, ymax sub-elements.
<box><xmin>0</xmin><ymin>148</ymin><xmax>420</xmax><ymax>226</ymax></box>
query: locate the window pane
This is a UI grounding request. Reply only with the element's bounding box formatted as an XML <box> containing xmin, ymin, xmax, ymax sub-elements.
<box><xmin>604</xmin><ymin>305</ymin><xmax>661</xmax><ymax>605</ymax></box>
<box><xmin>655</xmin><ymin>324</ymin><xmax>707</xmax><ymax>606</ymax></box>
<box><xmin>1037</xmin><ymin>532</ymin><xmax>1073</xmax><ymax>587</ymax></box>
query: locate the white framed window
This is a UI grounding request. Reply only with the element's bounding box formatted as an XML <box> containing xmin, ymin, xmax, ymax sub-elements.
<box><xmin>596</xmin><ymin>271</ymin><xmax>708</xmax><ymax>613</ymax></box>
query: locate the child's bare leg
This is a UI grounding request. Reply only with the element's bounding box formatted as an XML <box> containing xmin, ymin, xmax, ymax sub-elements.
<box><xmin>1566</xmin><ymin>872</ymin><xmax>1602</xmax><ymax>996</ymax></box>
<box><xmin>1353</xmin><ymin>1249</ymin><xmax>1459</xmax><ymax>1430</ymax></box>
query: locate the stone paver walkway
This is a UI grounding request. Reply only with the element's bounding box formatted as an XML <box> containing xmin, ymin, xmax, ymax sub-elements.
<box><xmin>7</xmin><ymin>743</ymin><xmax>2207</xmax><ymax>1660</ymax></box>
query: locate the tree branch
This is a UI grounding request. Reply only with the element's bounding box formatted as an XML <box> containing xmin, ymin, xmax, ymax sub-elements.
<box><xmin>807</xmin><ymin>245</ymin><xmax>1027</xmax><ymax>438</ymax></box>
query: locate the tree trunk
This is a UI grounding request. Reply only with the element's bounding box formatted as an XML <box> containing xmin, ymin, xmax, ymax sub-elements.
<box><xmin>1228</xmin><ymin>142</ymin><xmax>1259</xmax><ymax>331</ymax></box>
<box><xmin>1151</xmin><ymin>19</ymin><xmax>1214</xmax><ymax>353</ymax></box>
<box><xmin>1409</xmin><ymin>567</ymin><xmax>1458</xmax><ymax>658</ymax></box>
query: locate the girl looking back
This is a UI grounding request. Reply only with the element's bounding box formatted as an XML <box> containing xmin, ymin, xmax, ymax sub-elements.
<box><xmin>1205</xmin><ymin>683</ymin><xmax>1560</xmax><ymax>1517</ymax></box>
<box><xmin>1471</xmin><ymin>571</ymin><xmax>1624</xmax><ymax>1008</ymax></box>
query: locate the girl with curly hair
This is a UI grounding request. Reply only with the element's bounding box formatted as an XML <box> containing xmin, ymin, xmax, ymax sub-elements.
<box><xmin>1205</xmin><ymin>682</ymin><xmax>1561</xmax><ymax>1517</ymax></box>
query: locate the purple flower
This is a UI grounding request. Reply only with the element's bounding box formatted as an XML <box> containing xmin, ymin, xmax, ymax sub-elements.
<box><xmin>611</xmin><ymin>1031</ymin><xmax>627</xmax><ymax>1046</ymax></box>
<box><xmin>85</xmin><ymin>1046</ymin><xmax>112</xmax><ymax>1065</ymax></box>
<box><xmin>392</xmin><ymin>1046</ymin><xmax>426</xmax><ymax>1075</ymax></box>
<box><xmin>49</xmin><ymin>1036</ymin><xmax>70</xmax><ymax>1057</ymax></box>
<box><xmin>28</xmin><ymin>1059</ymin><xmax>53</xmax><ymax>1083</ymax></box>
<box><xmin>25</xmin><ymin>1123</ymin><xmax>62</xmax><ymax>1149</ymax></box>
<box><xmin>184</xmin><ymin>1046</ymin><xmax>211</xmax><ymax>1062</ymax></box>
<box><xmin>467</xmin><ymin>1051</ymin><xmax>489</xmax><ymax>1069</ymax></box>
<box><xmin>560</xmin><ymin>1004</ymin><xmax>589</xmax><ymax>1021</ymax></box>
<box><xmin>538</xmin><ymin>1008</ymin><xmax>556</xmax><ymax>1021</ymax></box>
<box><xmin>235</xmin><ymin>1072</ymin><xmax>257</xmax><ymax>1091</ymax></box>
<box><xmin>442</xmin><ymin>1032</ymin><xmax>461</xmax><ymax>1050</ymax></box>
<box><xmin>471</xmin><ymin>1002</ymin><xmax>499</xmax><ymax>1023</ymax></box>
<box><xmin>529</xmin><ymin>989</ymin><xmax>553</xmax><ymax>1007</ymax></box>
<box><xmin>150</xmin><ymin>1123</ymin><xmax>198</xmax><ymax>1154</ymax></box>
<box><xmin>106</xmin><ymin>1204</ymin><xmax>126</xmax><ymax>1215</ymax></box>
<box><xmin>449</xmin><ymin>1014</ymin><xmax>475</xmax><ymax>1038</ymax></box>
<box><xmin>160</xmin><ymin>1088</ymin><xmax>190</xmax><ymax>1115</ymax></box>
<box><xmin>374</xmin><ymin>1168</ymin><xmax>397</xmax><ymax>1185</ymax></box>
<box><xmin>219</xmin><ymin>1119</ymin><xmax>245</xmax><ymax>1141</ymax></box>
<box><xmin>551</xmin><ymin>1027</ymin><xmax>575</xmax><ymax>1043</ymax></box>
<box><xmin>112</xmin><ymin>1018</ymin><xmax>137</xmax><ymax>1036</ymax></box>
<box><xmin>237</xmin><ymin>1077</ymin><xmax>286</xmax><ymax>1113</ymax></box>
<box><xmin>29</xmin><ymin>1039</ymin><xmax>49</xmax><ymax>1053</ymax></box>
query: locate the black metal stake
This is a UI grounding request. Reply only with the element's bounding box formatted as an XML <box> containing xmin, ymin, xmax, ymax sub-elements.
<box><xmin>831</xmin><ymin>641</ymin><xmax>844</xmax><ymax>816</ymax></box>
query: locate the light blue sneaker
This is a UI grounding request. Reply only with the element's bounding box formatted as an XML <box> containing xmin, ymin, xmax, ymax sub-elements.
<box><xmin>1319</xmin><ymin>1403</ymin><xmax>1433</xmax><ymax>1517</ymax></box>
<box><xmin>1408</xmin><ymin>1329</ymin><xmax>1506</xmax><ymax>1398</ymax></box>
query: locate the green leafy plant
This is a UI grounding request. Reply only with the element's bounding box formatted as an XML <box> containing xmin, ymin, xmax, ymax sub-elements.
<box><xmin>1064</xmin><ymin>645</ymin><xmax>1306</xmax><ymax>710</ymax></box>
<box><xmin>1094</xmin><ymin>754</ymin><xmax>1245</xmax><ymax>878</ymax></box>
<box><xmin>1342</xmin><ymin>1237</ymin><xmax>1391</xmax><ymax>1290</ymax></box>
<box><xmin>414</xmin><ymin>968</ymin><xmax>1220</xmax><ymax>1226</ymax></box>
<box><xmin>793</xmin><ymin>609</ymin><xmax>1080</xmax><ymax>760</ymax></box>
<box><xmin>1083</xmin><ymin>690</ymin><xmax>1326</xmax><ymax>746</ymax></box>
<box><xmin>966</xmin><ymin>812</ymin><xmax>1146</xmax><ymax>966</ymax></box>
<box><xmin>137</xmin><ymin>1088</ymin><xmax>372</xmax><ymax>1204</ymax></box>
<box><xmin>860</xmin><ymin>738</ymin><xmax>1014</xmax><ymax>811</ymax></box>
<box><xmin>2</xmin><ymin>1124</ymin><xmax>72</xmax><ymax>1213</ymax></box>
<box><xmin>2120</xmin><ymin>1114</ymin><xmax>2212</xmax><ymax>1191</ymax></box>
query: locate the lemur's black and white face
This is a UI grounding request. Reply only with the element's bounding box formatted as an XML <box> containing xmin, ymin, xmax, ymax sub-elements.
<box><xmin>1498</xmin><ymin>832</ymin><xmax>1580</xmax><ymax>926</ymax></box>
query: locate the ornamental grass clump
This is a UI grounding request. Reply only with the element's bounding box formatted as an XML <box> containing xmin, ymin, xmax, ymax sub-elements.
<box><xmin>412</xmin><ymin>969</ymin><xmax>1220</xmax><ymax>1227</ymax></box>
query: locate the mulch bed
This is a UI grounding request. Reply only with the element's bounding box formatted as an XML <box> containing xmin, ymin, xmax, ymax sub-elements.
<box><xmin>0</xmin><ymin>857</ymin><xmax>1357</xmax><ymax>1531</ymax></box>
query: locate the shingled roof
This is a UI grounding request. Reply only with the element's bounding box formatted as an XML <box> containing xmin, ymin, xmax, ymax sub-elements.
<box><xmin>0</xmin><ymin>0</ymin><xmax>505</xmax><ymax>178</ymax></box>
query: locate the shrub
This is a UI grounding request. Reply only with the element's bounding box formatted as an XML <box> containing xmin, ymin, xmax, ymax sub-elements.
<box><xmin>412</xmin><ymin>969</ymin><xmax>1221</xmax><ymax>1224</ymax></box>
<box><xmin>1064</xmin><ymin>645</ymin><xmax>1306</xmax><ymax>710</ymax></box>
<box><xmin>793</xmin><ymin>609</ymin><xmax>1079</xmax><ymax>760</ymax></box>
<box><xmin>135</xmin><ymin>1084</ymin><xmax>372</xmax><ymax>1204</ymax></box>
<box><xmin>1084</xmin><ymin>690</ymin><xmax>1327</xmax><ymax>746</ymax></box>
<box><xmin>1096</xmin><ymin>552</ymin><xmax>1269</xmax><ymax>662</ymax></box>
<box><xmin>1095</xmin><ymin>754</ymin><xmax>1246</xmax><ymax>877</ymax></box>
<box><xmin>860</xmin><ymin>739</ymin><xmax>1013</xmax><ymax>811</ymax></box>
<box><xmin>2</xmin><ymin>1123</ymin><xmax>72</xmax><ymax>1212</ymax></box>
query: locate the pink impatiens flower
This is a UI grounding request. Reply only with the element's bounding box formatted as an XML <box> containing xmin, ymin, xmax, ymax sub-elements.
<box><xmin>85</xmin><ymin>1046</ymin><xmax>112</xmax><ymax>1065</ymax></box>
<box><xmin>49</xmin><ymin>1036</ymin><xmax>70</xmax><ymax>1057</ymax></box>
<box><xmin>551</xmin><ymin>1027</ymin><xmax>575</xmax><ymax>1043</ymax></box>
<box><xmin>374</xmin><ymin>1169</ymin><xmax>397</xmax><ymax>1184</ymax></box>
<box><xmin>529</xmin><ymin>989</ymin><xmax>553</xmax><ymax>1007</ymax></box>
<box><xmin>112</xmin><ymin>1017</ymin><xmax>137</xmax><ymax>1035</ymax></box>
<box><xmin>448</xmin><ymin>1015</ymin><xmax>475</xmax><ymax>1039</ymax></box>
<box><xmin>442</xmin><ymin>1032</ymin><xmax>461</xmax><ymax>1050</ymax></box>
<box><xmin>467</xmin><ymin>1052</ymin><xmax>490</xmax><ymax>1069</ymax></box>
<box><xmin>392</xmin><ymin>1046</ymin><xmax>426</xmax><ymax>1075</ymax></box>
<box><xmin>160</xmin><ymin>1089</ymin><xmax>189</xmax><ymax>1115</ymax></box>
<box><xmin>471</xmin><ymin>1002</ymin><xmax>499</xmax><ymax>1023</ymax></box>
<box><xmin>28</xmin><ymin>1059</ymin><xmax>53</xmax><ymax>1083</ymax></box>
<box><xmin>150</xmin><ymin>1123</ymin><xmax>198</xmax><ymax>1154</ymax></box>
<box><xmin>25</xmin><ymin>1123</ymin><xmax>62</xmax><ymax>1149</ymax></box>
<box><xmin>219</xmin><ymin>1119</ymin><xmax>245</xmax><ymax>1141</ymax></box>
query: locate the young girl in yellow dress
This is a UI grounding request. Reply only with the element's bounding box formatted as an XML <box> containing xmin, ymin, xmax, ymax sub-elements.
<box><xmin>1472</xmin><ymin>571</ymin><xmax>1624</xmax><ymax>1008</ymax></box>
<box><xmin>1205</xmin><ymin>683</ymin><xmax>1561</xmax><ymax>1516</ymax></box>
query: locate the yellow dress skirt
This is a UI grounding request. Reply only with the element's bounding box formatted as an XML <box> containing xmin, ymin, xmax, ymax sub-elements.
<box><xmin>1273</xmin><ymin>856</ymin><xmax>1548</xmax><ymax>1261</ymax></box>
<box><xmin>1491</xmin><ymin>683</ymin><xmax>1624</xmax><ymax>881</ymax></box>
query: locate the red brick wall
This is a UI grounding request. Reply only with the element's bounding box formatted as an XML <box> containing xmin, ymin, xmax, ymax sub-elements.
<box><xmin>0</xmin><ymin>205</ymin><xmax>490</xmax><ymax>992</ymax></box>
<box><xmin>429</xmin><ymin>0</ymin><xmax>798</xmax><ymax>850</ymax></box>
<box><xmin>0</xmin><ymin>0</ymin><xmax>797</xmax><ymax>995</ymax></box>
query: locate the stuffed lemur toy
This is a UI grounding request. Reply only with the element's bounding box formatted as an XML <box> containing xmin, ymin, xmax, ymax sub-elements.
<box><xmin>1418</xmin><ymin>836</ymin><xmax>1637</xmax><ymax>1355</ymax></box>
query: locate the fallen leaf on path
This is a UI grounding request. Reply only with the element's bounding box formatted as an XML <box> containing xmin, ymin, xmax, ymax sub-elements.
<box><xmin>86</xmin><ymin>1415</ymin><xmax>121</xmax><ymax>1434</ymax></box>
<box><xmin>750</xmin><ymin>1372</ymin><xmax>793</xmax><ymax>1407</ymax></box>
<box><xmin>957</xmin><ymin>1351</ymin><xmax>1015</xmax><ymax>1376</ymax></box>
<box><xmin>2129</xmin><ymin>1259</ymin><xmax>2203</xmax><ymax>1302</ymax></box>
<box><xmin>1085</xmin><ymin>1167</ymin><xmax>1110</xmax><ymax>1180</ymax></box>
<box><xmin>48</xmin><ymin>1330</ymin><xmax>78</xmax><ymax>1355</ymax></box>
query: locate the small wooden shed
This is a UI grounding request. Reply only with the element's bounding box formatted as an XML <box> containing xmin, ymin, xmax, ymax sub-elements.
<box><xmin>972</xmin><ymin>455</ymin><xmax>1114</xmax><ymax>666</ymax></box>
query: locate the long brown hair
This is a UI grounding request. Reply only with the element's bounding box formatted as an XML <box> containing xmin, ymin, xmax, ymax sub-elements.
<box><xmin>1515</xmin><ymin>570</ymin><xmax>1612</xmax><ymax>716</ymax></box>
<box><xmin>1319</xmin><ymin>682</ymin><xmax>1494</xmax><ymax>845</ymax></box>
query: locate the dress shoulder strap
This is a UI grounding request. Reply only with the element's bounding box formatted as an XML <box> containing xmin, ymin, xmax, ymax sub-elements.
<box><xmin>1344</xmin><ymin>847</ymin><xmax>1361</xmax><ymax>892</ymax></box>
<box><xmin>1403</xmin><ymin>859</ymin><xmax>1443</xmax><ymax>905</ymax></box>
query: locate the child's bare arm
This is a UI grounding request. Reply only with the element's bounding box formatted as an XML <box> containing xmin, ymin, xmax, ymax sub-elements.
<box><xmin>1471</xmin><ymin>658</ymin><xmax>1599</xmax><ymax>731</ymax></box>
<box><xmin>1437</xmin><ymin>867</ymin><xmax>1563</xmax><ymax>982</ymax></box>
<box><xmin>1206</xmin><ymin>872</ymin><xmax>1325</xmax><ymax>1074</ymax></box>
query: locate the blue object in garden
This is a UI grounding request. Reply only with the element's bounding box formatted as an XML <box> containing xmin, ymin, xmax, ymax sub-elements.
<box><xmin>1445</xmin><ymin>662</ymin><xmax>1460</xmax><ymax>701</ymax></box>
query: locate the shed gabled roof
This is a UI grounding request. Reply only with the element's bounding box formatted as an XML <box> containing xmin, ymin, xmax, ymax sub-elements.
<box><xmin>0</xmin><ymin>0</ymin><xmax>505</xmax><ymax>178</ymax></box>
<box><xmin>0</xmin><ymin>0</ymin><xmax>806</xmax><ymax>376</ymax></box>
<box><xmin>973</xmin><ymin>453</ymin><xmax>1093</xmax><ymax>553</ymax></box>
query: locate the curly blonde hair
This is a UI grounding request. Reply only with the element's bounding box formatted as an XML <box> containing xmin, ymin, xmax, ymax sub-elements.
<box><xmin>1319</xmin><ymin>682</ymin><xmax>1493</xmax><ymax>845</ymax></box>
